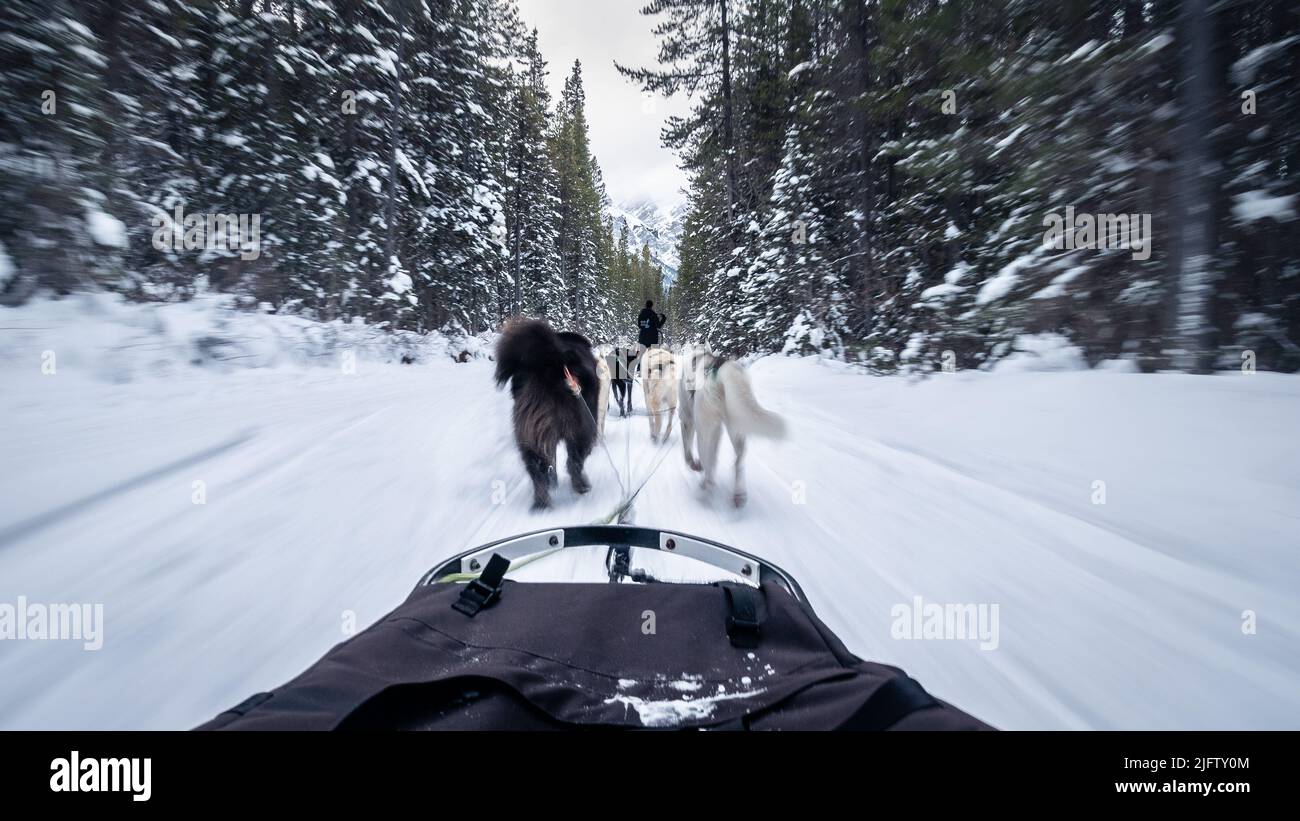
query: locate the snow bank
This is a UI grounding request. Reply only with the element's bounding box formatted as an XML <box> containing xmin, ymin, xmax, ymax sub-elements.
<box><xmin>993</xmin><ymin>333</ymin><xmax>1089</xmax><ymax>372</ymax></box>
<box><xmin>0</xmin><ymin>293</ymin><xmax>491</xmax><ymax>383</ymax></box>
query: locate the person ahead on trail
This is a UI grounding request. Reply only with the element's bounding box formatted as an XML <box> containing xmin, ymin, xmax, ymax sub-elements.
<box><xmin>637</xmin><ymin>300</ymin><xmax>667</xmax><ymax>348</ymax></box>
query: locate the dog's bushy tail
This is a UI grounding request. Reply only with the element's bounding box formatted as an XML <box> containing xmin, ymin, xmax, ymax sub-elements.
<box><xmin>719</xmin><ymin>361</ymin><xmax>787</xmax><ymax>440</ymax></box>
<box><xmin>494</xmin><ymin>319</ymin><xmax>561</xmax><ymax>388</ymax></box>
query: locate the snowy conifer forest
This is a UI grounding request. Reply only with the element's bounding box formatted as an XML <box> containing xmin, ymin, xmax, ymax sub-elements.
<box><xmin>2</xmin><ymin>0</ymin><xmax>1297</xmax><ymax>371</ymax></box>
<box><xmin>1</xmin><ymin>0</ymin><xmax>672</xmax><ymax>342</ymax></box>
<box><xmin>621</xmin><ymin>0</ymin><xmax>1300</xmax><ymax>370</ymax></box>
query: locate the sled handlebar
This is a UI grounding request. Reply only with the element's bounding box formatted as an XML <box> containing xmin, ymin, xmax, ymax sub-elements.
<box><xmin>421</xmin><ymin>525</ymin><xmax>807</xmax><ymax>603</ymax></box>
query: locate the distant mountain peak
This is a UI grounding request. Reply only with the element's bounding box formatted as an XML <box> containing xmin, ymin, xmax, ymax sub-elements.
<box><xmin>608</xmin><ymin>199</ymin><xmax>685</xmax><ymax>287</ymax></box>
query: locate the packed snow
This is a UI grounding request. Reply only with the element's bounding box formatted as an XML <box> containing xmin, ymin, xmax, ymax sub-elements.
<box><xmin>1230</xmin><ymin>35</ymin><xmax>1300</xmax><ymax>84</ymax></box>
<box><xmin>0</xmin><ymin>240</ymin><xmax>13</xmax><ymax>289</ymax></box>
<box><xmin>1</xmin><ymin>297</ymin><xmax>1298</xmax><ymax>730</ymax></box>
<box><xmin>1230</xmin><ymin>190</ymin><xmax>1297</xmax><ymax>224</ymax></box>
<box><xmin>976</xmin><ymin>253</ymin><xmax>1040</xmax><ymax>305</ymax></box>
<box><xmin>85</xmin><ymin>209</ymin><xmax>129</xmax><ymax>249</ymax></box>
<box><xmin>605</xmin><ymin>687</ymin><xmax>767</xmax><ymax>728</ymax></box>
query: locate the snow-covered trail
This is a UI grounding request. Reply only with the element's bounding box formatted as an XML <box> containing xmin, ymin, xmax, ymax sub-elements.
<box><xmin>2</xmin><ymin>356</ymin><xmax>1298</xmax><ymax>729</ymax></box>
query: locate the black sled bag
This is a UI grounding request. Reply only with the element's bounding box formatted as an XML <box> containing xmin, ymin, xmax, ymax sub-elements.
<box><xmin>198</xmin><ymin>576</ymin><xmax>992</xmax><ymax>731</ymax></box>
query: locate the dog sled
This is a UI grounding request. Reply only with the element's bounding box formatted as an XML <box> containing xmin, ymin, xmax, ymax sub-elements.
<box><xmin>199</xmin><ymin>525</ymin><xmax>992</xmax><ymax>731</ymax></box>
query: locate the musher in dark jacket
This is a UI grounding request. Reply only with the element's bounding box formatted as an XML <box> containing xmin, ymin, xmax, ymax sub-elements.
<box><xmin>637</xmin><ymin>300</ymin><xmax>666</xmax><ymax>350</ymax></box>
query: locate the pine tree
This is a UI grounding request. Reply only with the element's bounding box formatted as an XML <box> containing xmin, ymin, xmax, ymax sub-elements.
<box><xmin>502</xmin><ymin>29</ymin><xmax>566</xmax><ymax>325</ymax></box>
<box><xmin>403</xmin><ymin>0</ymin><xmax>511</xmax><ymax>334</ymax></box>
<box><xmin>550</xmin><ymin>60</ymin><xmax>615</xmax><ymax>338</ymax></box>
<box><xmin>1</xmin><ymin>0</ymin><xmax>115</xmax><ymax>302</ymax></box>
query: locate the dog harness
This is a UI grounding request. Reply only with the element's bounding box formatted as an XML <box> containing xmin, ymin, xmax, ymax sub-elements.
<box><xmin>562</xmin><ymin>365</ymin><xmax>582</xmax><ymax>396</ymax></box>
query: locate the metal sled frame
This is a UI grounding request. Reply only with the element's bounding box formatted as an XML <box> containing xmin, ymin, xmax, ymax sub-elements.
<box><xmin>421</xmin><ymin>525</ymin><xmax>807</xmax><ymax>603</ymax></box>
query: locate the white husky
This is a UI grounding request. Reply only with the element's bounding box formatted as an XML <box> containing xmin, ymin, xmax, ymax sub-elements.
<box><xmin>678</xmin><ymin>347</ymin><xmax>787</xmax><ymax>508</ymax></box>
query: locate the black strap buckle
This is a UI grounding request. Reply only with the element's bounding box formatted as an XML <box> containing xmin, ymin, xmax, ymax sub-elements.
<box><xmin>722</xmin><ymin>583</ymin><xmax>763</xmax><ymax>648</ymax></box>
<box><xmin>452</xmin><ymin>554</ymin><xmax>511</xmax><ymax>617</ymax></box>
<box><xmin>836</xmin><ymin>676</ymin><xmax>939</xmax><ymax>731</ymax></box>
<box><xmin>606</xmin><ymin>544</ymin><xmax>632</xmax><ymax>582</ymax></box>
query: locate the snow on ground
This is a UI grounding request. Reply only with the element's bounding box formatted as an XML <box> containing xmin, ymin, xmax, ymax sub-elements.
<box><xmin>1</xmin><ymin>298</ymin><xmax>1298</xmax><ymax>729</ymax></box>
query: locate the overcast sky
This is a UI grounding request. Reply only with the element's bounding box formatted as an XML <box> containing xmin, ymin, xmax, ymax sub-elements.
<box><xmin>515</xmin><ymin>0</ymin><xmax>691</xmax><ymax>212</ymax></box>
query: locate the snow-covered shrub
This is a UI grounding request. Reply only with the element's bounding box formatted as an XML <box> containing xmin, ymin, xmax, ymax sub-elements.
<box><xmin>0</xmin><ymin>293</ymin><xmax>491</xmax><ymax>383</ymax></box>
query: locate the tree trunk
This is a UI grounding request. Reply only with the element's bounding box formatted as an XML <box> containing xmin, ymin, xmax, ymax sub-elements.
<box><xmin>1170</xmin><ymin>0</ymin><xmax>1217</xmax><ymax>372</ymax></box>
<box><xmin>1123</xmin><ymin>0</ymin><xmax>1144</xmax><ymax>37</ymax></box>
<box><xmin>384</xmin><ymin>0</ymin><xmax>406</xmax><ymax>270</ymax></box>
<box><xmin>720</xmin><ymin>0</ymin><xmax>738</xmax><ymax>230</ymax></box>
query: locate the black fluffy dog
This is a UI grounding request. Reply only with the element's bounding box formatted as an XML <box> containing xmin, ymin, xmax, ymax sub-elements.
<box><xmin>495</xmin><ymin>319</ymin><xmax>601</xmax><ymax>510</ymax></box>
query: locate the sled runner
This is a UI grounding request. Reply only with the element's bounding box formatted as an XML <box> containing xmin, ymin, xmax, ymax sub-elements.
<box><xmin>199</xmin><ymin>526</ymin><xmax>992</xmax><ymax>731</ymax></box>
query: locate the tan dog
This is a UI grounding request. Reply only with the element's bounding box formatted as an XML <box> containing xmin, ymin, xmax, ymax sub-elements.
<box><xmin>640</xmin><ymin>347</ymin><xmax>678</xmax><ymax>443</ymax></box>
<box><xmin>594</xmin><ymin>350</ymin><xmax>612</xmax><ymax>438</ymax></box>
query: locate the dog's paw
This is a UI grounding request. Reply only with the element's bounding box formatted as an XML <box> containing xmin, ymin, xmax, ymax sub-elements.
<box><xmin>732</xmin><ymin>492</ymin><xmax>748</xmax><ymax>509</ymax></box>
<box><xmin>572</xmin><ymin>475</ymin><xmax>591</xmax><ymax>495</ymax></box>
<box><xmin>687</xmin><ymin>458</ymin><xmax>702</xmax><ymax>472</ymax></box>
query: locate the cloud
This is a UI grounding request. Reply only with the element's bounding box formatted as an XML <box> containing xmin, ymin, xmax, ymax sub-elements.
<box><xmin>516</xmin><ymin>0</ymin><xmax>690</xmax><ymax>212</ymax></box>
